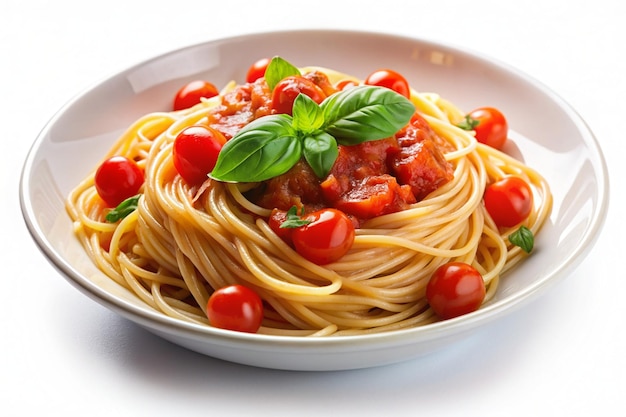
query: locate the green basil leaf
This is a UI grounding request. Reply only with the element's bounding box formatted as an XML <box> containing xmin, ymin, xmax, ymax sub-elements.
<box><xmin>265</xmin><ymin>56</ymin><xmax>301</xmax><ymax>91</ymax></box>
<box><xmin>105</xmin><ymin>194</ymin><xmax>141</xmax><ymax>223</ymax></box>
<box><xmin>457</xmin><ymin>115</ymin><xmax>479</xmax><ymax>131</ymax></box>
<box><xmin>509</xmin><ymin>225</ymin><xmax>534</xmax><ymax>253</ymax></box>
<box><xmin>292</xmin><ymin>94</ymin><xmax>325</xmax><ymax>133</ymax></box>
<box><xmin>321</xmin><ymin>85</ymin><xmax>415</xmax><ymax>145</ymax></box>
<box><xmin>210</xmin><ymin>114</ymin><xmax>302</xmax><ymax>182</ymax></box>
<box><xmin>302</xmin><ymin>132</ymin><xmax>338</xmax><ymax>178</ymax></box>
<box><xmin>280</xmin><ymin>206</ymin><xmax>312</xmax><ymax>229</ymax></box>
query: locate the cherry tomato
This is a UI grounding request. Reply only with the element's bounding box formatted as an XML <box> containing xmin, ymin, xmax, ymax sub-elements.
<box><xmin>291</xmin><ymin>209</ymin><xmax>355</xmax><ymax>265</ymax></box>
<box><xmin>426</xmin><ymin>262</ymin><xmax>486</xmax><ymax>319</ymax></box>
<box><xmin>465</xmin><ymin>107</ymin><xmax>508</xmax><ymax>149</ymax></box>
<box><xmin>364</xmin><ymin>69</ymin><xmax>410</xmax><ymax>98</ymax></box>
<box><xmin>173</xmin><ymin>80</ymin><xmax>219</xmax><ymax>111</ymax></box>
<box><xmin>268</xmin><ymin>208</ymin><xmax>294</xmax><ymax>246</ymax></box>
<box><xmin>271</xmin><ymin>76</ymin><xmax>327</xmax><ymax>115</ymax></box>
<box><xmin>335</xmin><ymin>79</ymin><xmax>359</xmax><ymax>90</ymax></box>
<box><xmin>206</xmin><ymin>284</ymin><xmax>263</xmax><ymax>333</ymax></box>
<box><xmin>484</xmin><ymin>176</ymin><xmax>533</xmax><ymax>228</ymax></box>
<box><xmin>173</xmin><ymin>125</ymin><xmax>226</xmax><ymax>185</ymax></box>
<box><xmin>246</xmin><ymin>57</ymin><xmax>271</xmax><ymax>83</ymax></box>
<box><xmin>94</xmin><ymin>156</ymin><xmax>144</xmax><ymax>207</ymax></box>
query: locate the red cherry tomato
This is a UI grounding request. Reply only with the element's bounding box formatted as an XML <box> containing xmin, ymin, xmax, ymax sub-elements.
<box><xmin>484</xmin><ymin>176</ymin><xmax>533</xmax><ymax>228</ymax></box>
<box><xmin>465</xmin><ymin>107</ymin><xmax>508</xmax><ymax>150</ymax></box>
<box><xmin>173</xmin><ymin>80</ymin><xmax>219</xmax><ymax>111</ymax></box>
<box><xmin>206</xmin><ymin>284</ymin><xmax>263</xmax><ymax>333</ymax></box>
<box><xmin>426</xmin><ymin>262</ymin><xmax>486</xmax><ymax>319</ymax></box>
<box><xmin>291</xmin><ymin>209</ymin><xmax>355</xmax><ymax>265</ymax></box>
<box><xmin>94</xmin><ymin>156</ymin><xmax>144</xmax><ymax>207</ymax></box>
<box><xmin>246</xmin><ymin>58</ymin><xmax>271</xmax><ymax>83</ymax></box>
<box><xmin>271</xmin><ymin>76</ymin><xmax>327</xmax><ymax>115</ymax></box>
<box><xmin>335</xmin><ymin>79</ymin><xmax>359</xmax><ymax>90</ymax></box>
<box><xmin>173</xmin><ymin>125</ymin><xmax>226</xmax><ymax>185</ymax></box>
<box><xmin>268</xmin><ymin>208</ymin><xmax>294</xmax><ymax>246</ymax></box>
<box><xmin>364</xmin><ymin>69</ymin><xmax>411</xmax><ymax>98</ymax></box>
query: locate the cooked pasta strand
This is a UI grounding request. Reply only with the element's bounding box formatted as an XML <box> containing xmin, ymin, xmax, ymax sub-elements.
<box><xmin>66</xmin><ymin>68</ymin><xmax>552</xmax><ymax>336</ymax></box>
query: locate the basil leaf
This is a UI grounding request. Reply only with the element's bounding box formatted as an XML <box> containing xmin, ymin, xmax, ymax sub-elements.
<box><xmin>457</xmin><ymin>115</ymin><xmax>479</xmax><ymax>131</ymax></box>
<box><xmin>302</xmin><ymin>132</ymin><xmax>338</xmax><ymax>178</ymax></box>
<box><xmin>321</xmin><ymin>85</ymin><xmax>415</xmax><ymax>145</ymax></box>
<box><xmin>210</xmin><ymin>115</ymin><xmax>302</xmax><ymax>182</ymax></box>
<box><xmin>265</xmin><ymin>56</ymin><xmax>301</xmax><ymax>91</ymax></box>
<box><xmin>509</xmin><ymin>225</ymin><xmax>534</xmax><ymax>253</ymax></box>
<box><xmin>292</xmin><ymin>94</ymin><xmax>325</xmax><ymax>133</ymax></box>
<box><xmin>280</xmin><ymin>206</ymin><xmax>312</xmax><ymax>228</ymax></box>
<box><xmin>105</xmin><ymin>194</ymin><xmax>141</xmax><ymax>223</ymax></box>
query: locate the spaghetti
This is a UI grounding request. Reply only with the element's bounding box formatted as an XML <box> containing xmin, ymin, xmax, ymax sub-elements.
<box><xmin>66</xmin><ymin>63</ymin><xmax>552</xmax><ymax>336</ymax></box>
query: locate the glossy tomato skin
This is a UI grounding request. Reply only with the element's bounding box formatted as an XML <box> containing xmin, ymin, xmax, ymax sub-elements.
<box><xmin>268</xmin><ymin>208</ymin><xmax>294</xmax><ymax>246</ymax></box>
<box><xmin>94</xmin><ymin>156</ymin><xmax>144</xmax><ymax>207</ymax></box>
<box><xmin>364</xmin><ymin>69</ymin><xmax>410</xmax><ymax>98</ymax></box>
<box><xmin>291</xmin><ymin>209</ymin><xmax>355</xmax><ymax>265</ymax></box>
<box><xmin>426</xmin><ymin>262</ymin><xmax>486</xmax><ymax>319</ymax></box>
<box><xmin>173</xmin><ymin>125</ymin><xmax>226</xmax><ymax>185</ymax></box>
<box><xmin>206</xmin><ymin>284</ymin><xmax>263</xmax><ymax>333</ymax></box>
<box><xmin>335</xmin><ymin>79</ymin><xmax>359</xmax><ymax>91</ymax></box>
<box><xmin>173</xmin><ymin>80</ymin><xmax>219</xmax><ymax>111</ymax></box>
<box><xmin>467</xmin><ymin>107</ymin><xmax>508</xmax><ymax>150</ymax></box>
<box><xmin>484</xmin><ymin>176</ymin><xmax>533</xmax><ymax>228</ymax></box>
<box><xmin>246</xmin><ymin>58</ymin><xmax>271</xmax><ymax>83</ymax></box>
<box><xmin>271</xmin><ymin>76</ymin><xmax>326</xmax><ymax>115</ymax></box>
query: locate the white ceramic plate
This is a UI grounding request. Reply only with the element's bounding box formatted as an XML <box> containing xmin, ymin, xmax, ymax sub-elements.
<box><xmin>20</xmin><ymin>30</ymin><xmax>609</xmax><ymax>371</ymax></box>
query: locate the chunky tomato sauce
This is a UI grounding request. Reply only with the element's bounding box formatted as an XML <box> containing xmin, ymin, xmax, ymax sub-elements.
<box><xmin>206</xmin><ymin>81</ymin><xmax>272</xmax><ymax>139</ymax></box>
<box><xmin>206</xmin><ymin>71</ymin><xmax>454</xmax><ymax>225</ymax></box>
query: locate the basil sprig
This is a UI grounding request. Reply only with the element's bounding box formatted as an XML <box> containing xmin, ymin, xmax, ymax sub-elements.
<box><xmin>211</xmin><ymin>83</ymin><xmax>415</xmax><ymax>182</ymax></box>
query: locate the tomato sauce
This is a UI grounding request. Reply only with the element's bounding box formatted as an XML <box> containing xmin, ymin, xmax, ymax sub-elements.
<box><xmin>390</xmin><ymin>113</ymin><xmax>455</xmax><ymax>201</ymax></box>
<box><xmin>207</xmin><ymin>80</ymin><xmax>272</xmax><ymax>139</ymax></box>
<box><xmin>206</xmin><ymin>72</ymin><xmax>454</xmax><ymax>225</ymax></box>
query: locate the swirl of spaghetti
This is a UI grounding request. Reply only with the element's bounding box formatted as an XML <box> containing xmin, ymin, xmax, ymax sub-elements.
<box><xmin>66</xmin><ymin>66</ymin><xmax>552</xmax><ymax>336</ymax></box>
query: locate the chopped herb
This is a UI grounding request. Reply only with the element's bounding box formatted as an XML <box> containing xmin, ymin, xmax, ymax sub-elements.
<box><xmin>280</xmin><ymin>206</ymin><xmax>312</xmax><ymax>229</ymax></box>
<box><xmin>457</xmin><ymin>114</ymin><xmax>480</xmax><ymax>131</ymax></box>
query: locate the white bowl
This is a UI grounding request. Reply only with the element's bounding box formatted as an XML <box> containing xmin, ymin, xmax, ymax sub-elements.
<box><xmin>19</xmin><ymin>29</ymin><xmax>609</xmax><ymax>371</ymax></box>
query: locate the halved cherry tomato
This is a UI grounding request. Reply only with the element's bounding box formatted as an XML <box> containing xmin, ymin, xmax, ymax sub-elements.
<box><xmin>246</xmin><ymin>58</ymin><xmax>271</xmax><ymax>83</ymax></box>
<box><xmin>173</xmin><ymin>125</ymin><xmax>226</xmax><ymax>185</ymax></box>
<box><xmin>173</xmin><ymin>80</ymin><xmax>219</xmax><ymax>111</ymax></box>
<box><xmin>291</xmin><ymin>208</ymin><xmax>355</xmax><ymax>265</ymax></box>
<box><xmin>206</xmin><ymin>284</ymin><xmax>263</xmax><ymax>333</ymax></box>
<box><xmin>426</xmin><ymin>262</ymin><xmax>486</xmax><ymax>319</ymax></box>
<box><xmin>484</xmin><ymin>176</ymin><xmax>533</xmax><ymax>228</ymax></box>
<box><xmin>465</xmin><ymin>107</ymin><xmax>508</xmax><ymax>150</ymax></box>
<box><xmin>364</xmin><ymin>69</ymin><xmax>410</xmax><ymax>98</ymax></box>
<box><xmin>271</xmin><ymin>76</ymin><xmax>327</xmax><ymax>115</ymax></box>
<box><xmin>94</xmin><ymin>156</ymin><xmax>144</xmax><ymax>207</ymax></box>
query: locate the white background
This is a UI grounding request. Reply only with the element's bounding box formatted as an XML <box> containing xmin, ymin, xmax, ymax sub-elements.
<box><xmin>2</xmin><ymin>0</ymin><xmax>623</xmax><ymax>415</ymax></box>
